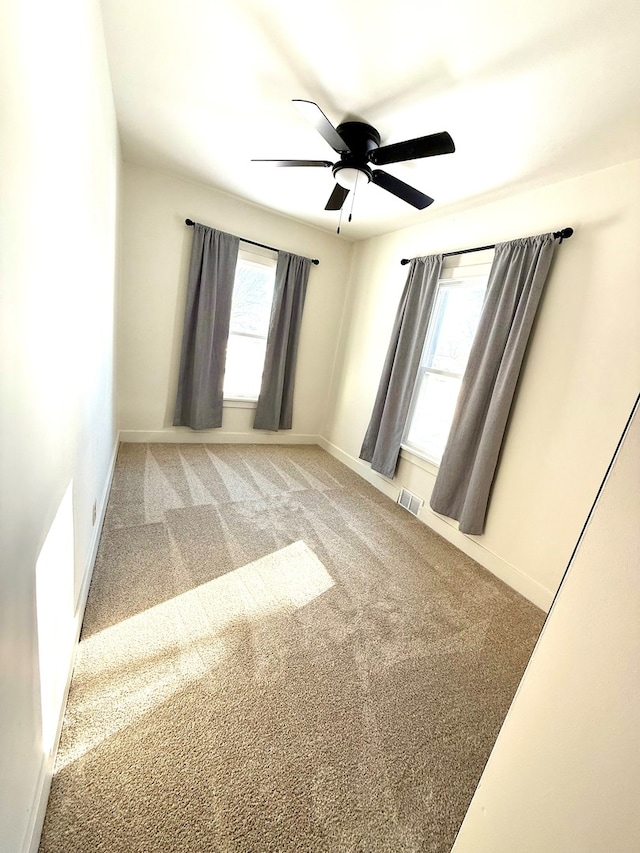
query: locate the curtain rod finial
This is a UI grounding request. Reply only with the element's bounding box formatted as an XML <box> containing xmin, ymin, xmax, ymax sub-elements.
<box><xmin>554</xmin><ymin>226</ymin><xmax>574</xmax><ymax>243</ymax></box>
<box><xmin>185</xmin><ymin>218</ymin><xmax>195</xmax><ymax>227</ymax></box>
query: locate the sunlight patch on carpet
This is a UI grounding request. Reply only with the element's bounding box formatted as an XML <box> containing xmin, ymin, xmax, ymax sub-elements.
<box><xmin>55</xmin><ymin>541</ymin><xmax>333</xmax><ymax>772</ymax></box>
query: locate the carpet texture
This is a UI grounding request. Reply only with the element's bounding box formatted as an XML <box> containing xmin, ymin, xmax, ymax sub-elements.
<box><xmin>39</xmin><ymin>444</ymin><xmax>544</xmax><ymax>853</ymax></box>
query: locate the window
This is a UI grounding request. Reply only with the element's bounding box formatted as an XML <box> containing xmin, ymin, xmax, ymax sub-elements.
<box><xmin>403</xmin><ymin>255</ymin><xmax>493</xmax><ymax>465</ymax></box>
<box><xmin>223</xmin><ymin>245</ymin><xmax>277</xmax><ymax>402</ymax></box>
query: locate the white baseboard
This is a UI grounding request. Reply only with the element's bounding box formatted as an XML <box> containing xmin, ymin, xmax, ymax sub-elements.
<box><xmin>317</xmin><ymin>437</ymin><xmax>399</xmax><ymax>499</ymax></box>
<box><xmin>418</xmin><ymin>512</ymin><xmax>553</xmax><ymax>612</ymax></box>
<box><xmin>24</xmin><ymin>435</ymin><xmax>120</xmax><ymax>853</ymax></box>
<box><xmin>318</xmin><ymin>437</ymin><xmax>553</xmax><ymax>612</ymax></box>
<box><xmin>23</xmin><ymin>760</ymin><xmax>49</xmax><ymax>853</ymax></box>
<box><xmin>75</xmin><ymin>437</ymin><xmax>120</xmax><ymax>610</ymax></box>
<box><xmin>120</xmin><ymin>429</ymin><xmax>321</xmax><ymax>445</ymax></box>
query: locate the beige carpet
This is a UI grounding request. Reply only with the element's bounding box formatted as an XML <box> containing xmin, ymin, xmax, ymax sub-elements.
<box><xmin>39</xmin><ymin>443</ymin><xmax>544</xmax><ymax>853</ymax></box>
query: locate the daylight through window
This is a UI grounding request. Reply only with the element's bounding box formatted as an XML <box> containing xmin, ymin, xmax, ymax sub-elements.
<box><xmin>403</xmin><ymin>257</ymin><xmax>492</xmax><ymax>465</ymax></box>
<box><xmin>223</xmin><ymin>246</ymin><xmax>277</xmax><ymax>401</ymax></box>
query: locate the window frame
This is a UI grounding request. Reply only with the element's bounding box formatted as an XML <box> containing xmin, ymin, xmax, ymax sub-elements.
<box><xmin>401</xmin><ymin>251</ymin><xmax>494</xmax><ymax>468</ymax></box>
<box><xmin>222</xmin><ymin>243</ymin><xmax>278</xmax><ymax>405</ymax></box>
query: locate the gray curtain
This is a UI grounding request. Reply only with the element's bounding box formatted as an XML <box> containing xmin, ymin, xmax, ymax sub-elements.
<box><xmin>253</xmin><ymin>251</ymin><xmax>311</xmax><ymax>431</ymax></box>
<box><xmin>173</xmin><ymin>224</ymin><xmax>239</xmax><ymax>429</ymax></box>
<box><xmin>360</xmin><ymin>255</ymin><xmax>443</xmax><ymax>478</ymax></box>
<box><xmin>430</xmin><ymin>233</ymin><xmax>557</xmax><ymax>534</ymax></box>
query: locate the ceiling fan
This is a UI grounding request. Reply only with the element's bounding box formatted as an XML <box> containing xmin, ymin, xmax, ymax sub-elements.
<box><xmin>253</xmin><ymin>99</ymin><xmax>455</xmax><ymax>214</ymax></box>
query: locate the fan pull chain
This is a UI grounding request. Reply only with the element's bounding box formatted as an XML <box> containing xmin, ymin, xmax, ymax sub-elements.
<box><xmin>348</xmin><ymin>171</ymin><xmax>359</xmax><ymax>223</ymax></box>
<box><xmin>337</xmin><ymin>203</ymin><xmax>344</xmax><ymax>235</ymax></box>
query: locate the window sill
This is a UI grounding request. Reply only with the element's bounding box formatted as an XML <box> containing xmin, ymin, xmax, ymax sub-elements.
<box><xmin>223</xmin><ymin>398</ymin><xmax>257</xmax><ymax>409</ymax></box>
<box><xmin>399</xmin><ymin>445</ymin><xmax>440</xmax><ymax>476</ymax></box>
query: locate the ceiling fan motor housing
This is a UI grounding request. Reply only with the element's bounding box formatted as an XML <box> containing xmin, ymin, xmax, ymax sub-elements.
<box><xmin>332</xmin><ymin>121</ymin><xmax>381</xmax><ymax>187</ymax></box>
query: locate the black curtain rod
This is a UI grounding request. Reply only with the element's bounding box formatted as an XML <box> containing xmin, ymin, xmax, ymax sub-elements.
<box><xmin>400</xmin><ymin>227</ymin><xmax>574</xmax><ymax>265</ymax></box>
<box><xmin>185</xmin><ymin>219</ymin><xmax>320</xmax><ymax>265</ymax></box>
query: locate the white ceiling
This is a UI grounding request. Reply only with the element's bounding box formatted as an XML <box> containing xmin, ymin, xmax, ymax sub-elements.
<box><xmin>100</xmin><ymin>0</ymin><xmax>640</xmax><ymax>240</ymax></box>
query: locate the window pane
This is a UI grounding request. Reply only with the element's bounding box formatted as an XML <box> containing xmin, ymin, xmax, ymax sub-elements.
<box><xmin>224</xmin><ymin>253</ymin><xmax>276</xmax><ymax>400</ymax></box>
<box><xmin>423</xmin><ymin>282</ymin><xmax>485</xmax><ymax>375</ymax></box>
<box><xmin>223</xmin><ymin>334</ymin><xmax>267</xmax><ymax>400</ymax></box>
<box><xmin>229</xmin><ymin>261</ymin><xmax>275</xmax><ymax>337</ymax></box>
<box><xmin>405</xmin><ymin>372</ymin><xmax>462</xmax><ymax>464</ymax></box>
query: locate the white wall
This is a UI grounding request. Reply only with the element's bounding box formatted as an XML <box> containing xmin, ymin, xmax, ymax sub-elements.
<box><xmin>450</xmin><ymin>394</ymin><xmax>640</xmax><ymax>853</ymax></box>
<box><xmin>323</xmin><ymin>159</ymin><xmax>640</xmax><ymax>609</ymax></box>
<box><xmin>118</xmin><ymin>162</ymin><xmax>354</xmax><ymax>443</ymax></box>
<box><xmin>0</xmin><ymin>0</ymin><xmax>120</xmax><ymax>849</ymax></box>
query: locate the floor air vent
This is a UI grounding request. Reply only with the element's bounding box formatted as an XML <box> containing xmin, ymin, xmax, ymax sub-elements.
<box><xmin>397</xmin><ymin>488</ymin><xmax>423</xmax><ymax>517</ymax></box>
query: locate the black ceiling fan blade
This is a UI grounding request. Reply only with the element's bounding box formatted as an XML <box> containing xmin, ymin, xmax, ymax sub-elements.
<box><xmin>293</xmin><ymin>100</ymin><xmax>351</xmax><ymax>154</ymax></box>
<box><xmin>369</xmin><ymin>131</ymin><xmax>455</xmax><ymax>166</ymax></box>
<box><xmin>251</xmin><ymin>159</ymin><xmax>333</xmax><ymax>167</ymax></box>
<box><xmin>371</xmin><ymin>170</ymin><xmax>434</xmax><ymax>210</ymax></box>
<box><xmin>325</xmin><ymin>183</ymin><xmax>350</xmax><ymax>211</ymax></box>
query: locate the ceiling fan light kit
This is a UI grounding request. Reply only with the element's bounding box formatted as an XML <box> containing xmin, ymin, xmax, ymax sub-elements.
<box><xmin>334</xmin><ymin>166</ymin><xmax>371</xmax><ymax>190</ymax></box>
<box><xmin>253</xmin><ymin>100</ymin><xmax>455</xmax><ymax>226</ymax></box>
